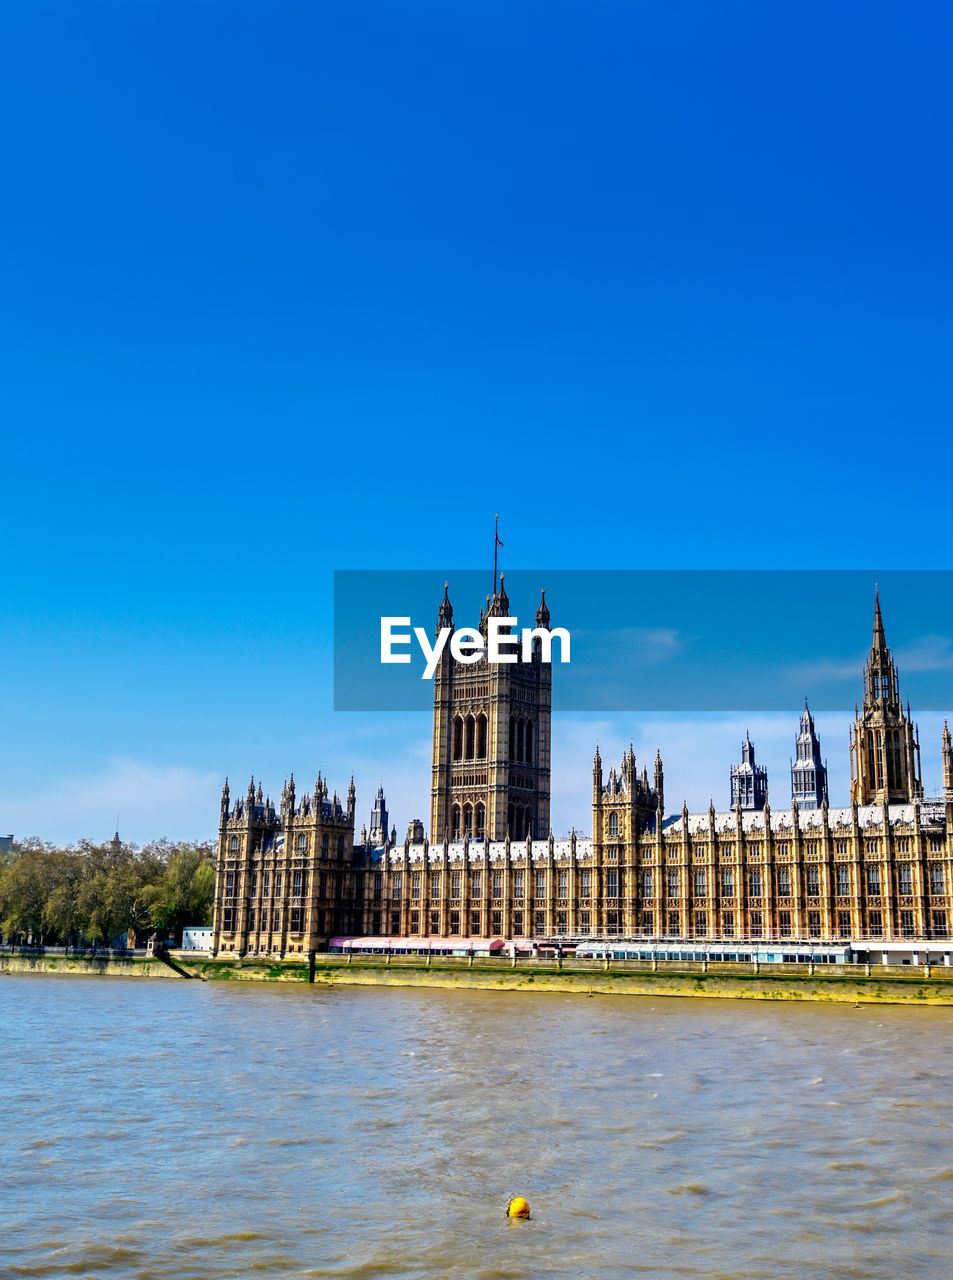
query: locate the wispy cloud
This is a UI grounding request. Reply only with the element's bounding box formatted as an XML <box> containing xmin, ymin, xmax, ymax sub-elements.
<box><xmin>0</xmin><ymin>758</ymin><xmax>221</xmax><ymax>847</ymax></box>
<box><xmin>895</xmin><ymin>635</ymin><xmax>953</xmax><ymax>673</ymax></box>
<box><xmin>791</xmin><ymin>634</ymin><xmax>953</xmax><ymax>687</ymax></box>
<box><xmin>572</xmin><ymin>625</ymin><xmax>687</xmax><ymax>666</ymax></box>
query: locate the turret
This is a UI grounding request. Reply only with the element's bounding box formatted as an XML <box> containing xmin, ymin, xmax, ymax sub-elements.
<box><xmin>437</xmin><ymin>581</ymin><xmax>453</xmax><ymax>630</ymax></box>
<box><xmin>654</xmin><ymin>748</ymin><xmax>664</xmax><ymax>815</ymax></box>
<box><xmin>791</xmin><ymin>700</ymin><xmax>828</xmax><ymax>810</ymax></box>
<box><xmin>221</xmin><ymin>778</ymin><xmax>230</xmax><ymax>821</ymax></box>
<box><xmin>535</xmin><ymin>587</ymin><xmax>550</xmax><ymax>629</ymax></box>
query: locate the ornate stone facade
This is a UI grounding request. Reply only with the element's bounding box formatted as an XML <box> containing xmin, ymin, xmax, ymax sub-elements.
<box><xmin>211</xmin><ymin>773</ymin><xmax>362</xmax><ymax>955</ymax></box>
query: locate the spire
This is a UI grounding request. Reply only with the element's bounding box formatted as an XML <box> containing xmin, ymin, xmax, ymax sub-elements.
<box><xmin>536</xmin><ymin>587</ymin><xmax>550</xmax><ymax>629</ymax></box>
<box><xmin>792</xmin><ymin>701</ymin><xmax>827</xmax><ymax>810</ymax></box>
<box><xmin>438</xmin><ymin>581</ymin><xmax>453</xmax><ymax>629</ymax></box>
<box><xmin>731</xmin><ymin>734</ymin><xmax>767</xmax><ymax>810</ymax></box>
<box><xmin>872</xmin><ymin>585</ymin><xmax>886</xmax><ymax>652</ymax></box>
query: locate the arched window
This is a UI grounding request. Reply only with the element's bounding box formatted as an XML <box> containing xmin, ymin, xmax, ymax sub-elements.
<box><xmin>297</xmin><ymin>834</ymin><xmax>307</xmax><ymax>851</ymax></box>
<box><xmin>464</xmin><ymin>804</ymin><xmax>473</xmax><ymax>835</ymax></box>
<box><xmin>525</xmin><ymin>721</ymin><xmax>533</xmax><ymax>764</ymax></box>
<box><xmin>229</xmin><ymin>836</ymin><xmax>239</xmax><ymax>852</ymax></box>
<box><xmin>465</xmin><ymin>715</ymin><xmax>475</xmax><ymax>760</ymax></box>
<box><xmin>475</xmin><ymin>803</ymin><xmax>486</xmax><ymax>838</ymax></box>
<box><xmin>322</xmin><ymin>834</ymin><xmax>329</xmax><ymax>855</ymax></box>
<box><xmin>608</xmin><ymin>812</ymin><xmax>619</xmax><ymax>837</ymax></box>
<box><xmin>516</xmin><ymin>718</ymin><xmax>525</xmax><ymax>762</ymax></box>
<box><xmin>453</xmin><ymin>717</ymin><xmax>463</xmax><ymax>761</ymax></box>
<box><xmin>509</xmin><ymin>715</ymin><xmax>516</xmax><ymax>761</ymax></box>
<box><xmin>337</xmin><ymin>836</ymin><xmax>345</xmax><ymax>858</ymax></box>
<box><xmin>508</xmin><ymin>803</ymin><xmax>515</xmax><ymax>836</ymax></box>
<box><xmin>477</xmin><ymin>713</ymin><xmax>487</xmax><ymax>758</ymax></box>
<box><xmin>452</xmin><ymin>806</ymin><xmax>462</xmax><ymax>839</ymax></box>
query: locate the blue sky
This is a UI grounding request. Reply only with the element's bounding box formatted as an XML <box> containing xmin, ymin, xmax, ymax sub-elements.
<box><xmin>2</xmin><ymin>2</ymin><xmax>952</xmax><ymax>843</ymax></box>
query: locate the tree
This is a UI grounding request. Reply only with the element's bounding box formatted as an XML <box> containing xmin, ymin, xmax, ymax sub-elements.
<box><xmin>140</xmin><ymin>844</ymin><xmax>216</xmax><ymax>942</ymax></box>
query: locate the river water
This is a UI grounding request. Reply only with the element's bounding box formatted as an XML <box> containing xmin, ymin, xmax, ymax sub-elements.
<box><xmin>2</xmin><ymin>976</ymin><xmax>952</xmax><ymax>1279</ymax></box>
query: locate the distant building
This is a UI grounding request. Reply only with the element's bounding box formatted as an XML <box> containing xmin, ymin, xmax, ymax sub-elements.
<box><xmin>181</xmin><ymin>926</ymin><xmax>214</xmax><ymax>951</ymax></box>
<box><xmin>791</xmin><ymin>703</ymin><xmax>828</xmax><ymax>810</ymax></box>
<box><xmin>0</xmin><ymin>834</ymin><xmax>13</xmax><ymax>856</ymax></box>
<box><xmin>730</xmin><ymin>734</ymin><xmax>768</xmax><ymax>810</ymax></box>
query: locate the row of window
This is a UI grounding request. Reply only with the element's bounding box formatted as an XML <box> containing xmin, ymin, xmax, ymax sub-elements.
<box><xmin>224</xmin><ymin>869</ymin><xmax>351</xmax><ymax>899</ymax></box>
<box><xmin>603</xmin><ymin>837</ymin><xmax>946</xmax><ymax>856</ymax></box>
<box><xmin>362</xmin><ymin>907</ymin><xmax>950</xmax><ymax>940</ymax></box>
<box><xmin>449</xmin><ymin>714</ymin><xmax>537</xmax><ymax>763</ymax></box>
<box><xmin>228</xmin><ymin>833</ymin><xmax>347</xmax><ymax>858</ymax></box>
<box><xmin>221</xmin><ymin>906</ymin><xmax>336</xmax><ymax>934</ymax></box>
<box><xmin>368</xmin><ymin>863</ymin><xmax>948</xmax><ymax>901</ymax></box>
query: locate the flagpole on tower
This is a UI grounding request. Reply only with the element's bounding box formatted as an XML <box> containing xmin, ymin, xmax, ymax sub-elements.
<box><xmin>493</xmin><ymin>514</ymin><xmax>503</xmax><ymax>594</ymax></box>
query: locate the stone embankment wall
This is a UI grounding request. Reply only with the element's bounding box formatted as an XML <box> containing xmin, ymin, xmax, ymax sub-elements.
<box><xmin>1</xmin><ymin>954</ymin><xmax>179</xmax><ymax>979</ymax></box>
<box><xmin>6</xmin><ymin>951</ymin><xmax>953</xmax><ymax>1005</ymax></box>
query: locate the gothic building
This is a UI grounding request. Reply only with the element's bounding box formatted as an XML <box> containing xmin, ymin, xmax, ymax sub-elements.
<box><xmin>791</xmin><ymin>703</ymin><xmax>828</xmax><ymax>810</ymax></box>
<box><xmin>730</xmin><ymin>734</ymin><xmax>768</xmax><ymax>810</ymax></box>
<box><xmin>212</xmin><ymin>590</ymin><xmax>953</xmax><ymax>953</ymax></box>
<box><xmin>430</xmin><ymin>575</ymin><xmax>552</xmax><ymax>843</ymax></box>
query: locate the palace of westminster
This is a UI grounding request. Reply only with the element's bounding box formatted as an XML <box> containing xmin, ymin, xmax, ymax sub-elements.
<box><xmin>211</xmin><ymin>581</ymin><xmax>953</xmax><ymax>955</ymax></box>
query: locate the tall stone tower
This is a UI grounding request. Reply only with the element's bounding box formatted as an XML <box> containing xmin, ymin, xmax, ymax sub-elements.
<box><xmin>790</xmin><ymin>701</ymin><xmax>828</xmax><ymax>810</ymax></box>
<box><xmin>430</xmin><ymin>576</ymin><xmax>552</xmax><ymax>842</ymax></box>
<box><xmin>730</xmin><ymin>733</ymin><xmax>768</xmax><ymax>810</ymax></box>
<box><xmin>849</xmin><ymin>589</ymin><xmax>923</xmax><ymax>805</ymax></box>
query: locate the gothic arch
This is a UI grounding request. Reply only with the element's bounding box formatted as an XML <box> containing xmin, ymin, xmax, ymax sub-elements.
<box><xmin>477</xmin><ymin>713</ymin><xmax>487</xmax><ymax>758</ymax></box>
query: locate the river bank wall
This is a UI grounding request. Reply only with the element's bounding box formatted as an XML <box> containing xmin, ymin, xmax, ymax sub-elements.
<box><xmin>6</xmin><ymin>951</ymin><xmax>953</xmax><ymax>1005</ymax></box>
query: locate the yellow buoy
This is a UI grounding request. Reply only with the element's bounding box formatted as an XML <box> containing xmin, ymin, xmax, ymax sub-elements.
<box><xmin>507</xmin><ymin>1196</ymin><xmax>531</xmax><ymax>1219</ymax></box>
